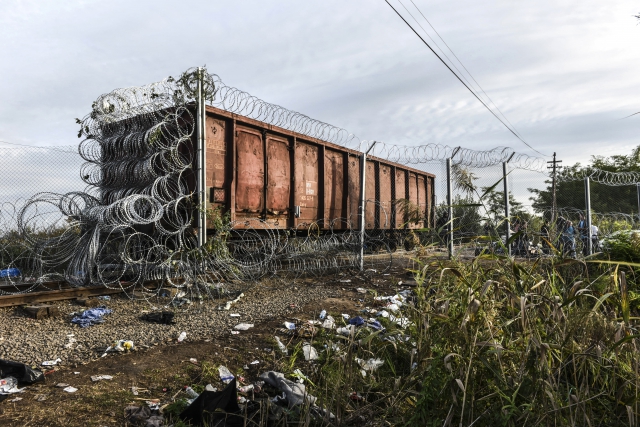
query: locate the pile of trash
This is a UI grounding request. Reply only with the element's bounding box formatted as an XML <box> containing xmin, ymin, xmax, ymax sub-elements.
<box><xmin>120</xmin><ymin>289</ymin><xmax>415</xmax><ymax>426</ymax></box>
<box><xmin>0</xmin><ymin>359</ymin><xmax>45</xmax><ymax>403</ymax></box>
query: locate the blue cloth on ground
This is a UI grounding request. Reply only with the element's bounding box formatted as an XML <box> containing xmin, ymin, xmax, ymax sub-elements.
<box><xmin>367</xmin><ymin>320</ymin><xmax>383</xmax><ymax>330</ymax></box>
<box><xmin>71</xmin><ymin>306</ymin><xmax>112</xmax><ymax>328</ymax></box>
<box><xmin>348</xmin><ymin>316</ymin><xmax>365</xmax><ymax>326</ymax></box>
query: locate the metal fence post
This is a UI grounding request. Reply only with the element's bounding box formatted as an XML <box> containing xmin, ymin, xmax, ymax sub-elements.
<box><xmin>585</xmin><ymin>177</ymin><xmax>592</xmax><ymax>255</ymax></box>
<box><xmin>359</xmin><ymin>141</ymin><xmax>377</xmax><ymax>271</ymax></box>
<box><xmin>446</xmin><ymin>158</ymin><xmax>454</xmax><ymax>259</ymax></box>
<box><xmin>503</xmin><ymin>161</ymin><xmax>511</xmax><ymax>256</ymax></box>
<box><xmin>196</xmin><ymin>67</ymin><xmax>207</xmax><ymax>247</ymax></box>
<box><xmin>637</xmin><ymin>183</ymin><xmax>640</xmax><ymax>227</ymax></box>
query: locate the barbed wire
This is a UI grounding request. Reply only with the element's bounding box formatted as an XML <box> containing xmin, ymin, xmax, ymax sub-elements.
<box><xmin>363</xmin><ymin>141</ymin><xmax>547</xmax><ymax>171</ymax></box>
<box><xmin>557</xmin><ymin>168</ymin><xmax>640</xmax><ymax>186</ymax></box>
<box><xmin>1</xmin><ymin>66</ymin><xmax>636</xmax><ymax>304</ymax></box>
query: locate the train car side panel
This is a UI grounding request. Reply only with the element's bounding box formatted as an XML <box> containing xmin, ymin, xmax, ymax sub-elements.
<box><xmin>347</xmin><ymin>154</ymin><xmax>359</xmax><ymax>228</ymax></box>
<box><xmin>379</xmin><ymin>164</ymin><xmax>392</xmax><ymax>229</ymax></box>
<box><xmin>394</xmin><ymin>169</ymin><xmax>406</xmax><ymax>228</ymax></box>
<box><xmin>325</xmin><ymin>149</ymin><xmax>346</xmax><ymax>225</ymax></box>
<box><xmin>365</xmin><ymin>160</ymin><xmax>375</xmax><ymax>228</ymax></box>
<box><xmin>266</xmin><ymin>135</ymin><xmax>290</xmax><ymax>216</ymax></box>
<box><xmin>295</xmin><ymin>141</ymin><xmax>319</xmax><ymax>224</ymax></box>
<box><xmin>235</xmin><ymin>128</ymin><xmax>264</xmax><ymax>214</ymax></box>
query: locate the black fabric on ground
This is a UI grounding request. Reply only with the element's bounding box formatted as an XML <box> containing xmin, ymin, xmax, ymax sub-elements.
<box><xmin>0</xmin><ymin>394</ymin><xmax>7</xmax><ymax>403</ymax></box>
<box><xmin>0</xmin><ymin>359</ymin><xmax>44</xmax><ymax>384</ymax></box>
<box><xmin>179</xmin><ymin>380</ymin><xmax>244</xmax><ymax>427</ymax></box>
<box><xmin>140</xmin><ymin>311</ymin><xmax>175</xmax><ymax>324</ymax></box>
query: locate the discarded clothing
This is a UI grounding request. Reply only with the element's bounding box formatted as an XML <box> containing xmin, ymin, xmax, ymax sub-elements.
<box><xmin>71</xmin><ymin>306</ymin><xmax>112</xmax><ymax>328</ymax></box>
<box><xmin>348</xmin><ymin>316</ymin><xmax>365</xmax><ymax>326</ymax></box>
<box><xmin>140</xmin><ymin>311</ymin><xmax>175</xmax><ymax>325</ymax></box>
<box><xmin>180</xmin><ymin>380</ymin><xmax>244</xmax><ymax>427</ymax></box>
<box><xmin>0</xmin><ymin>359</ymin><xmax>44</xmax><ymax>384</ymax></box>
<box><xmin>258</xmin><ymin>371</ymin><xmax>317</xmax><ymax>407</ymax></box>
<box><xmin>366</xmin><ymin>319</ymin><xmax>383</xmax><ymax>330</ymax></box>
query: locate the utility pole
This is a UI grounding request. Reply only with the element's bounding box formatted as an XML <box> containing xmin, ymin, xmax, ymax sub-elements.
<box><xmin>547</xmin><ymin>152</ymin><xmax>562</xmax><ymax>224</ymax></box>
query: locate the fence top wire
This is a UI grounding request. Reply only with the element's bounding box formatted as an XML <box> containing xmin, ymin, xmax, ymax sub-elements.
<box><xmin>362</xmin><ymin>142</ymin><xmax>546</xmax><ymax>171</ymax></box>
<box><xmin>557</xmin><ymin>167</ymin><xmax>640</xmax><ymax>186</ymax></box>
<box><xmin>80</xmin><ymin>66</ymin><xmax>547</xmax><ymax>171</ymax></box>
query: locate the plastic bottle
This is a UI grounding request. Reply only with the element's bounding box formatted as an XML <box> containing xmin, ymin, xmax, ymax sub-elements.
<box><xmin>274</xmin><ymin>336</ymin><xmax>288</xmax><ymax>355</ymax></box>
<box><xmin>218</xmin><ymin>366</ymin><xmax>234</xmax><ymax>384</ymax></box>
<box><xmin>184</xmin><ymin>386</ymin><xmax>199</xmax><ymax>398</ymax></box>
<box><xmin>319</xmin><ymin>310</ymin><xmax>326</xmax><ymax>320</ymax></box>
<box><xmin>177</xmin><ymin>332</ymin><xmax>187</xmax><ymax>342</ymax></box>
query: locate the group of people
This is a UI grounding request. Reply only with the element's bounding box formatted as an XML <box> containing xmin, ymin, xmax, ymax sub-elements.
<box><xmin>540</xmin><ymin>214</ymin><xmax>599</xmax><ymax>257</ymax></box>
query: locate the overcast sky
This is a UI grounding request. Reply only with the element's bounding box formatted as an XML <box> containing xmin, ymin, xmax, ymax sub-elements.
<box><xmin>1</xmin><ymin>0</ymin><xmax>639</xmax><ymax>169</ymax></box>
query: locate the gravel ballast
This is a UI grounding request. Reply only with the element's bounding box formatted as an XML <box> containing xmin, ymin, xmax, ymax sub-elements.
<box><xmin>0</xmin><ymin>281</ymin><xmax>340</xmax><ymax>367</ymax></box>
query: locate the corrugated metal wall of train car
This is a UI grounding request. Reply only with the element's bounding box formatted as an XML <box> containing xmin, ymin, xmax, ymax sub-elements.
<box><xmin>426</xmin><ymin>175</ymin><xmax>434</xmax><ymax>227</ymax></box>
<box><xmin>235</xmin><ymin>126</ymin><xmax>264</xmax><ymax>219</ymax></box>
<box><xmin>408</xmin><ymin>172</ymin><xmax>424</xmax><ymax>229</ymax></box>
<box><xmin>365</xmin><ymin>160</ymin><xmax>375</xmax><ymax>228</ymax></box>
<box><xmin>265</xmin><ymin>134</ymin><xmax>291</xmax><ymax>228</ymax></box>
<box><xmin>347</xmin><ymin>154</ymin><xmax>360</xmax><ymax>229</ymax></box>
<box><xmin>205</xmin><ymin>116</ymin><xmax>227</xmax><ymax>212</ymax></box>
<box><xmin>394</xmin><ymin>169</ymin><xmax>407</xmax><ymax>228</ymax></box>
<box><xmin>294</xmin><ymin>141</ymin><xmax>319</xmax><ymax>226</ymax></box>
<box><xmin>378</xmin><ymin>163</ymin><xmax>392</xmax><ymax>229</ymax></box>
<box><xmin>324</xmin><ymin>149</ymin><xmax>348</xmax><ymax>229</ymax></box>
<box><xmin>418</xmin><ymin>175</ymin><xmax>427</xmax><ymax>228</ymax></box>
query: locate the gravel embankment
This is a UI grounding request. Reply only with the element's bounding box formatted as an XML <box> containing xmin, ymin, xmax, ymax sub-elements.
<box><xmin>0</xmin><ymin>282</ymin><xmax>338</xmax><ymax>367</ymax></box>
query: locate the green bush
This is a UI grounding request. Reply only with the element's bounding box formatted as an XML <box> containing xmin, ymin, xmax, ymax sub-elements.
<box><xmin>601</xmin><ymin>229</ymin><xmax>640</xmax><ymax>262</ymax></box>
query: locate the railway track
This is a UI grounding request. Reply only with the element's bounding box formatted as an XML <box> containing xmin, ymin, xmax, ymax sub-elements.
<box><xmin>0</xmin><ymin>281</ymin><xmax>127</xmax><ymax>308</ymax></box>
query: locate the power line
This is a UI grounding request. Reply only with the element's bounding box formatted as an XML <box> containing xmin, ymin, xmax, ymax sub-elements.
<box><xmin>619</xmin><ymin>111</ymin><xmax>640</xmax><ymax>120</ymax></box>
<box><xmin>384</xmin><ymin>0</ymin><xmax>548</xmax><ymax>157</ymax></box>
<box><xmin>0</xmin><ymin>140</ymin><xmax>77</xmax><ymax>154</ymax></box>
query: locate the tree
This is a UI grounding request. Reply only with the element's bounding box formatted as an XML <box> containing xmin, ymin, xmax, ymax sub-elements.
<box><xmin>528</xmin><ymin>145</ymin><xmax>640</xmax><ymax>216</ymax></box>
<box><xmin>482</xmin><ymin>187</ymin><xmax>527</xmax><ymax>223</ymax></box>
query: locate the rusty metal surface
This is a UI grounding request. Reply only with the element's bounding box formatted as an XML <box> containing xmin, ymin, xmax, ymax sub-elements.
<box><xmin>408</xmin><ymin>173</ymin><xmax>421</xmax><ymax>228</ymax></box>
<box><xmin>379</xmin><ymin>164</ymin><xmax>392</xmax><ymax>229</ymax></box>
<box><xmin>324</xmin><ymin>149</ymin><xmax>345</xmax><ymax>225</ymax></box>
<box><xmin>295</xmin><ymin>141</ymin><xmax>319</xmax><ymax>225</ymax></box>
<box><xmin>418</xmin><ymin>175</ymin><xmax>427</xmax><ymax>228</ymax></box>
<box><xmin>347</xmin><ymin>155</ymin><xmax>360</xmax><ymax>227</ymax></box>
<box><xmin>202</xmin><ymin>107</ymin><xmax>436</xmax><ymax>232</ymax></box>
<box><xmin>365</xmin><ymin>160</ymin><xmax>375</xmax><ymax>228</ymax></box>
<box><xmin>235</xmin><ymin>128</ymin><xmax>264</xmax><ymax>213</ymax></box>
<box><xmin>395</xmin><ymin>168</ymin><xmax>406</xmax><ymax>228</ymax></box>
<box><xmin>266</xmin><ymin>136</ymin><xmax>290</xmax><ymax>216</ymax></box>
<box><xmin>206</xmin><ymin>117</ymin><xmax>226</xmax><ymax>208</ymax></box>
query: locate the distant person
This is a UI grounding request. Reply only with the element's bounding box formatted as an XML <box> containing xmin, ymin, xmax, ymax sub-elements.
<box><xmin>577</xmin><ymin>214</ymin><xmax>589</xmax><ymax>255</ymax></box>
<box><xmin>563</xmin><ymin>220</ymin><xmax>577</xmax><ymax>258</ymax></box>
<box><xmin>590</xmin><ymin>223</ymin><xmax>600</xmax><ymax>253</ymax></box>
<box><xmin>540</xmin><ymin>219</ymin><xmax>550</xmax><ymax>254</ymax></box>
<box><xmin>556</xmin><ymin>216</ymin><xmax>568</xmax><ymax>255</ymax></box>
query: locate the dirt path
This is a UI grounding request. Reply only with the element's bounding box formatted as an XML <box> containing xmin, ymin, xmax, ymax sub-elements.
<box><xmin>0</xmin><ymin>260</ymin><xmax>414</xmax><ymax>426</ymax></box>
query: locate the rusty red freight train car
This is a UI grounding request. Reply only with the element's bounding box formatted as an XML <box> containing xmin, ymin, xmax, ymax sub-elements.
<box><xmin>194</xmin><ymin>105</ymin><xmax>435</xmax><ymax>236</ymax></box>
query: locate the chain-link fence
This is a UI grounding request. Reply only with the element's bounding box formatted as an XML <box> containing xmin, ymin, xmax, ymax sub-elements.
<box><xmin>1</xmin><ymin>67</ymin><xmax>639</xmax><ymax>301</ymax></box>
<box><xmin>408</xmin><ymin>157</ymin><xmax>640</xmax><ymax>259</ymax></box>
